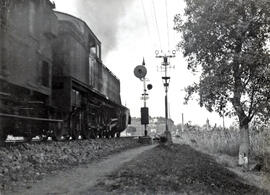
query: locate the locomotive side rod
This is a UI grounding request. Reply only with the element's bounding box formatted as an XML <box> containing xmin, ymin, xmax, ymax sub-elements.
<box><xmin>0</xmin><ymin>113</ymin><xmax>64</xmax><ymax>123</ymax></box>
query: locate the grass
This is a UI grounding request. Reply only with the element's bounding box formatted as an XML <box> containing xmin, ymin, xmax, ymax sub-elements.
<box><xmin>179</xmin><ymin>128</ymin><xmax>240</xmax><ymax>156</ymax></box>
<box><xmin>92</xmin><ymin>144</ymin><xmax>266</xmax><ymax>194</ymax></box>
<box><xmin>179</xmin><ymin>126</ymin><xmax>270</xmax><ymax>159</ymax></box>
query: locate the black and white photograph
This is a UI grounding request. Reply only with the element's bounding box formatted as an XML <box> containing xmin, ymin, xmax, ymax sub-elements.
<box><xmin>0</xmin><ymin>0</ymin><xmax>270</xmax><ymax>194</ymax></box>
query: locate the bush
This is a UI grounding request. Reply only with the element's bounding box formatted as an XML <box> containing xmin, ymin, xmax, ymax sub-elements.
<box><xmin>159</xmin><ymin>136</ymin><xmax>167</xmax><ymax>143</ymax></box>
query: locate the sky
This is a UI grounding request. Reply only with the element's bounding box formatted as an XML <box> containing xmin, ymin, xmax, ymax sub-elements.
<box><xmin>53</xmin><ymin>0</ymin><xmax>235</xmax><ymax>127</ymax></box>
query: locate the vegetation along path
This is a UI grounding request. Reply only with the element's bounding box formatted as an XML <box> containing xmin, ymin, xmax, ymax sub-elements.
<box><xmin>88</xmin><ymin>144</ymin><xmax>269</xmax><ymax>195</ymax></box>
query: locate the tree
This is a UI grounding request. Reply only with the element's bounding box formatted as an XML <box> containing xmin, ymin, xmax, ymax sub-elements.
<box><xmin>174</xmin><ymin>0</ymin><xmax>270</xmax><ymax>166</ymax></box>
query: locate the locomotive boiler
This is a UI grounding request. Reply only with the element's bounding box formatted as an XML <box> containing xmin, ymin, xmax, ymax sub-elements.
<box><xmin>0</xmin><ymin>0</ymin><xmax>130</xmax><ymax>143</ymax></box>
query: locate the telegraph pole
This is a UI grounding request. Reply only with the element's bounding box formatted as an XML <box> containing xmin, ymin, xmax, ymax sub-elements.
<box><xmin>156</xmin><ymin>50</ymin><xmax>176</xmax><ymax>142</ymax></box>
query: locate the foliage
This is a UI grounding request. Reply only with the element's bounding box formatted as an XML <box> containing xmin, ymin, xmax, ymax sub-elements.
<box><xmin>174</xmin><ymin>0</ymin><xmax>270</xmax><ymax>126</ymax></box>
<box><xmin>159</xmin><ymin>136</ymin><xmax>167</xmax><ymax>143</ymax></box>
<box><xmin>179</xmin><ymin>125</ymin><xmax>269</xmax><ymax>158</ymax></box>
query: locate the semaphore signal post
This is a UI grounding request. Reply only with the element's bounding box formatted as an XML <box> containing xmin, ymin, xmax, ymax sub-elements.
<box><xmin>134</xmin><ymin>58</ymin><xmax>152</xmax><ymax>136</ymax></box>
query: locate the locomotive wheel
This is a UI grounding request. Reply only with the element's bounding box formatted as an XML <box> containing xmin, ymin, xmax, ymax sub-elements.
<box><xmin>82</xmin><ymin>128</ymin><xmax>91</xmax><ymax>139</ymax></box>
<box><xmin>90</xmin><ymin>128</ymin><xmax>97</xmax><ymax>139</ymax></box>
<box><xmin>98</xmin><ymin>131</ymin><xmax>104</xmax><ymax>138</ymax></box>
<box><xmin>40</xmin><ymin>129</ymin><xmax>49</xmax><ymax>141</ymax></box>
<box><xmin>0</xmin><ymin>130</ymin><xmax>8</xmax><ymax>145</ymax></box>
<box><xmin>71</xmin><ymin>116</ymin><xmax>80</xmax><ymax>140</ymax></box>
<box><xmin>40</xmin><ymin>134</ymin><xmax>49</xmax><ymax>141</ymax></box>
<box><xmin>105</xmin><ymin>132</ymin><xmax>110</xmax><ymax>139</ymax></box>
<box><xmin>105</xmin><ymin>124</ymin><xmax>110</xmax><ymax>138</ymax></box>
<box><xmin>110</xmin><ymin>132</ymin><xmax>115</xmax><ymax>138</ymax></box>
<box><xmin>63</xmin><ymin>134</ymin><xmax>70</xmax><ymax>141</ymax></box>
<box><xmin>106</xmin><ymin>126</ymin><xmax>112</xmax><ymax>139</ymax></box>
<box><xmin>24</xmin><ymin>135</ymin><xmax>33</xmax><ymax>142</ymax></box>
<box><xmin>71</xmin><ymin>124</ymin><xmax>80</xmax><ymax>140</ymax></box>
<box><xmin>52</xmin><ymin>124</ymin><xmax>63</xmax><ymax>141</ymax></box>
<box><xmin>110</xmin><ymin>126</ymin><xmax>116</xmax><ymax>138</ymax></box>
<box><xmin>24</xmin><ymin>123</ymin><xmax>33</xmax><ymax>142</ymax></box>
<box><xmin>71</xmin><ymin>130</ymin><xmax>79</xmax><ymax>140</ymax></box>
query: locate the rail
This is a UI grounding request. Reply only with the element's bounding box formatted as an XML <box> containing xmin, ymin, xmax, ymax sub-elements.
<box><xmin>0</xmin><ymin>113</ymin><xmax>63</xmax><ymax>123</ymax></box>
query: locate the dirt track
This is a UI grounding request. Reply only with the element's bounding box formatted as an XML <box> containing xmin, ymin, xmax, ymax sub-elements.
<box><xmin>90</xmin><ymin>144</ymin><xmax>269</xmax><ymax>194</ymax></box>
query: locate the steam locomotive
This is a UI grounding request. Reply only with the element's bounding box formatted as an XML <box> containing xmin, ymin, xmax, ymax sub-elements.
<box><xmin>0</xmin><ymin>0</ymin><xmax>130</xmax><ymax>143</ymax></box>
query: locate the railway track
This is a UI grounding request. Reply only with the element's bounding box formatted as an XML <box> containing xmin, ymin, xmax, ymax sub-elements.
<box><xmin>0</xmin><ymin>136</ymin><xmax>144</xmax><ymax>193</ymax></box>
<box><xmin>2</xmin><ymin>135</ymin><xmax>138</xmax><ymax>147</ymax></box>
<box><xmin>3</xmin><ymin>137</ymin><xmax>54</xmax><ymax>147</ymax></box>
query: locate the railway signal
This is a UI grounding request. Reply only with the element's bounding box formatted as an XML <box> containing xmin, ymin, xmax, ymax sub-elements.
<box><xmin>134</xmin><ymin>58</ymin><xmax>152</xmax><ymax>136</ymax></box>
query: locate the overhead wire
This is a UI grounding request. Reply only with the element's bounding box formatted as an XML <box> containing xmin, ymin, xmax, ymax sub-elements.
<box><xmin>140</xmin><ymin>0</ymin><xmax>173</xmax><ymax>52</ymax></box>
<box><xmin>165</xmin><ymin>0</ymin><xmax>170</xmax><ymax>50</ymax></box>
<box><xmin>140</xmin><ymin>0</ymin><xmax>150</xmax><ymax>37</ymax></box>
<box><xmin>151</xmin><ymin>0</ymin><xmax>162</xmax><ymax>50</ymax></box>
<box><xmin>140</xmin><ymin>0</ymin><xmax>155</xmax><ymax>52</ymax></box>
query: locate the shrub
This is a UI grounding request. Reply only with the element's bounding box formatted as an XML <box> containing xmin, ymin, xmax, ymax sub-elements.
<box><xmin>159</xmin><ymin>136</ymin><xmax>167</xmax><ymax>143</ymax></box>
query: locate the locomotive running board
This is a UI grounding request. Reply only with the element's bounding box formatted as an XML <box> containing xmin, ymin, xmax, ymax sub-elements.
<box><xmin>0</xmin><ymin>113</ymin><xmax>63</xmax><ymax>123</ymax></box>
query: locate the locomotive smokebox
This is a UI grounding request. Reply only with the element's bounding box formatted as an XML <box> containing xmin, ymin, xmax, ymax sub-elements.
<box><xmin>141</xmin><ymin>107</ymin><xmax>149</xmax><ymax>125</ymax></box>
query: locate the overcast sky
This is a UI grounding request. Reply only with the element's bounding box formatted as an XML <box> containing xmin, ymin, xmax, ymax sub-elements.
<box><xmin>53</xmin><ymin>0</ymin><xmax>235</xmax><ymax>127</ymax></box>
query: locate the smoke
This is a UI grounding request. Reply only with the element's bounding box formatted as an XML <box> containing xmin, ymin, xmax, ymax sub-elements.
<box><xmin>55</xmin><ymin>0</ymin><xmax>135</xmax><ymax>57</ymax></box>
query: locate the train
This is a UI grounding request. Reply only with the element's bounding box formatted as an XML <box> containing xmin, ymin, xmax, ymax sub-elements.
<box><xmin>0</xmin><ymin>0</ymin><xmax>130</xmax><ymax>143</ymax></box>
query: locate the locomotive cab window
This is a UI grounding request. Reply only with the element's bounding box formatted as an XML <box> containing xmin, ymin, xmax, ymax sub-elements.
<box><xmin>41</xmin><ymin>61</ymin><xmax>50</xmax><ymax>87</ymax></box>
<box><xmin>90</xmin><ymin>43</ymin><xmax>101</xmax><ymax>60</ymax></box>
<box><xmin>90</xmin><ymin>46</ymin><xmax>96</xmax><ymax>56</ymax></box>
<box><xmin>96</xmin><ymin>44</ymin><xmax>101</xmax><ymax>59</ymax></box>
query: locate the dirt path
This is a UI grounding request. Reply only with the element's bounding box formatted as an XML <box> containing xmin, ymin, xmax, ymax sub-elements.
<box><xmin>8</xmin><ymin>144</ymin><xmax>156</xmax><ymax>195</ymax></box>
<box><xmin>89</xmin><ymin>144</ymin><xmax>268</xmax><ymax>194</ymax></box>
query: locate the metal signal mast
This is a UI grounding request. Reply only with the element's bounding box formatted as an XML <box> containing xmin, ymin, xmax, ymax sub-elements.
<box><xmin>134</xmin><ymin>58</ymin><xmax>152</xmax><ymax>136</ymax></box>
<box><xmin>156</xmin><ymin>50</ymin><xmax>176</xmax><ymax>142</ymax></box>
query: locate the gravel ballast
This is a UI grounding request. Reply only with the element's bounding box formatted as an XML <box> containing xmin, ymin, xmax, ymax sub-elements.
<box><xmin>0</xmin><ymin>137</ymin><xmax>143</xmax><ymax>193</ymax></box>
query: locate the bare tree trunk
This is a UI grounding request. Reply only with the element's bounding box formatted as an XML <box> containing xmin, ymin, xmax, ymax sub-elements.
<box><xmin>238</xmin><ymin>121</ymin><xmax>250</xmax><ymax>169</ymax></box>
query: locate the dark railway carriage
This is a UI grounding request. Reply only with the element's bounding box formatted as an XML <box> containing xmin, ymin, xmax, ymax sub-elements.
<box><xmin>0</xmin><ymin>0</ymin><xmax>62</xmax><ymax>142</ymax></box>
<box><xmin>0</xmin><ymin>1</ymin><xmax>130</xmax><ymax>143</ymax></box>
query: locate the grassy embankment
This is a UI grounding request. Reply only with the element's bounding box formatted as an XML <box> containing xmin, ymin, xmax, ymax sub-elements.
<box><xmin>178</xmin><ymin>126</ymin><xmax>270</xmax><ymax>168</ymax></box>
